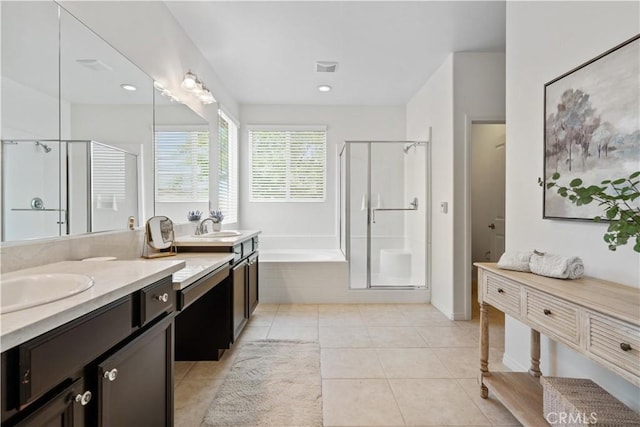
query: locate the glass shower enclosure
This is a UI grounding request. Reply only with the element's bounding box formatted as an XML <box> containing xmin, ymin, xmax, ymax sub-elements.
<box><xmin>339</xmin><ymin>140</ymin><xmax>430</xmax><ymax>289</ymax></box>
<box><xmin>1</xmin><ymin>139</ymin><xmax>139</xmax><ymax>241</ymax></box>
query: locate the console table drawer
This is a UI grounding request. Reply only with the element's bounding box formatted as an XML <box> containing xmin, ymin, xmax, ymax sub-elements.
<box><xmin>588</xmin><ymin>313</ymin><xmax>640</xmax><ymax>378</ymax></box>
<box><xmin>484</xmin><ymin>273</ymin><xmax>520</xmax><ymax>316</ymax></box>
<box><xmin>525</xmin><ymin>289</ymin><xmax>579</xmax><ymax>345</ymax></box>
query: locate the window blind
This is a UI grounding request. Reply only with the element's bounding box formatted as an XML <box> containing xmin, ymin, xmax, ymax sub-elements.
<box><xmin>249</xmin><ymin>128</ymin><xmax>326</xmax><ymax>202</ymax></box>
<box><xmin>92</xmin><ymin>143</ymin><xmax>125</xmax><ymax>203</ymax></box>
<box><xmin>154</xmin><ymin>130</ymin><xmax>209</xmax><ymax>202</ymax></box>
<box><xmin>218</xmin><ymin>111</ymin><xmax>238</xmax><ymax>223</ymax></box>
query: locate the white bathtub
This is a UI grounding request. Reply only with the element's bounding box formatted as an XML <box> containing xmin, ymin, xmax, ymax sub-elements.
<box><xmin>259</xmin><ymin>249</ymin><xmax>345</xmax><ymax>262</ymax></box>
<box><xmin>258</xmin><ymin>248</ymin><xmax>428</xmax><ymax>304</ymax></box>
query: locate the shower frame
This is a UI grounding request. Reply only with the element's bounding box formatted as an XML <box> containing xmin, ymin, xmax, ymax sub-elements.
<box><xmin>339</xmin><ymin>137</ymin><xmax>431</xmax><ymax>290</ymax></box>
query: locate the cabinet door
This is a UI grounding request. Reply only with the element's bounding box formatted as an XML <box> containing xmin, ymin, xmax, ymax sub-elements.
<box><xmin>97</xmin><ymin>316</ymin><xmax>173</xmax><ymax>427</ymax></box>
<box><xmin>232</xmin><ymin>260</ymin><xmax>248</xmax><ymax>341</ymax></box>
<box><xmin>247</xmin><ymin>255</ymin><xmax>259</xmax><ymax>316</ymax></box>
<box><xmin>16</xmin><ymin>378</ymin><xmax>88</xmax><ymax>427</ymax></box>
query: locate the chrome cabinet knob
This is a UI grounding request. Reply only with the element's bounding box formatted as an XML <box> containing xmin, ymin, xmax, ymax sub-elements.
<box><xmin>104</xmin><ymin>368</ymin><xmax>118</xmax><ymax>382</ymax></box>
<box><xmin>155</xmin><ymin>293</ymin><xmax>169</xmax><ymax>303</ymax></box>
<box><xmin>75</xmin><ymin>390</ymin><xmax>92</xmax><ymax>406</ymax></box>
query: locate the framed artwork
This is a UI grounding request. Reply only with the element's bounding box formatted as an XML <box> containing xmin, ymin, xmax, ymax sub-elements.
<box><xmin>543</xmin><ymin>34</ymin><xmax>640</xmax><ymax>220</ymax></box>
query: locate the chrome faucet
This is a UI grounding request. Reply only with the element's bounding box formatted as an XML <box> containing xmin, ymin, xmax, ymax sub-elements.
<box><xmin>195</xmin><ymin>218</ymin><xmax>216</xmax><ymax>235</ymax></box>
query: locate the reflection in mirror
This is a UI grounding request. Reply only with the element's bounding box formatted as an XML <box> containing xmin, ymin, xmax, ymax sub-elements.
<box><xmin>0</xmin><ymin>3</ymin><xmax>154</xmax><ymax>242</ymax></box>
<box><xmin>154</xmin><ymin>99</ymin><xmax>210</xmax><ymax>223</ymax></box>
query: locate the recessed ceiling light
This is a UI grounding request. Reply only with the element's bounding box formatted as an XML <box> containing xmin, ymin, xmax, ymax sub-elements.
<box><xmin>121</xmin><ymin>84</ymin><xmax>137</xmax><ymax>91</ymax></box>
<box><xmin>318</xmin><ymin>85</ymin><xmax>332</xmax><ymax>93</ymax></box>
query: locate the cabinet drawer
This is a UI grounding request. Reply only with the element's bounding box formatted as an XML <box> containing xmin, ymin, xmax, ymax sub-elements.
<box><xmin>18</xmin><ymin>297</ymin><xmax>133</xmax><ymax>405</ymax></box>
<box><xmin>138</xmin><ymin>276</ymin><xmax>174</xmax><ymax>326</ymax></box>
<box><xmin>587</xmin><ymin>313</ymin><xmax>640</xmax><ymax>378</ymax></box>
<box><xmin>525</xmin><ymin>289</ymin><xmax>579</xmax><ymax>345</ymax></box>
<box><xmin>483</xmin><ymin>273</ymin><xmax>520</xmax><ymax>316</ymax></box>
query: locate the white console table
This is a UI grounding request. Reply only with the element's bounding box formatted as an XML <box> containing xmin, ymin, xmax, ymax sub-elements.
<box><xmin>476</xmin><ymin>263</ymin><xmax>640</xmax><ymax>426</ymax></box>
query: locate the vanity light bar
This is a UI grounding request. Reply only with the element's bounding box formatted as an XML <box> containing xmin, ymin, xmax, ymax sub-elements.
<box><xmin>181</xmin><ymin>71</ymin><xmax>216</xmax><ymax>105</ymax></box>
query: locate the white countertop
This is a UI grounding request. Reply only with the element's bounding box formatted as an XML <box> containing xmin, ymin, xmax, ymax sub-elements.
<box><xmin>0</xmin><ymin>259</ymin><xmax>185</xmax><ymax>351</ymax></box>
<box><xmin>174</xmin><ymin>230</ymin><xmax>261</xmax><ymax>247</ymax></box>
<box><xmin>149</xmin><ymin>253</ymin><xmax>235</xmax><ymax>290</ymax></box>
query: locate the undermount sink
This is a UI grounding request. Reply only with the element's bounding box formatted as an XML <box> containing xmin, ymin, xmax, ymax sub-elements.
<box><xmin>191</xmin><ymin>230</ymin><xmax>243</xmax><ymax>238</ymax></box>
<box><xmin>1</xmin><ymin>273</ymin><xmax>94</xmax><ymax>314</ymax></box>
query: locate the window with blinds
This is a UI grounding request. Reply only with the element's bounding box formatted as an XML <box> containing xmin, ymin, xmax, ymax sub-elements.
<box><xmin>154</xmin><ymin>129</ymin><xmax>209</xmax><ymax>202</ymax></box>
<box><xmin>249</xmin><ymin>127</ymin><xmax>326</xmax><ymax>202</ymax></box>
<box><xmin>92</xmin><ymin>143</ymin><xmax>125</xmax><ymax>204</ymax></box>
<box><xmin>218</xmin><ymin>111</ymin><xmax>238</xmax><ymax>223</ymax></box>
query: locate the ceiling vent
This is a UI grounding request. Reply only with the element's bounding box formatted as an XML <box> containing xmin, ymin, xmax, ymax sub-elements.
<box><xmin>315</xmin><ymin>61</ymin><xmax>338</xmax><ymax>73</ymax></box>
<box><xmin>76</xmin><ymin>59</ymin><xmax>113</xmax><ymax>72</ymax></box>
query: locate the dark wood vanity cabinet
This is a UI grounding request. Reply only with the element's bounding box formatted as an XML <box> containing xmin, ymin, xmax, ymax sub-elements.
<box><xmin>232</xmin><ymin>259</ymin><xmax>248</xmax><ymax>341</ymax></box>
<box><xmin>247</xmin><ymin>254</ymin><xmax>259</xmax><ymax>317</ymax></box>
<box><xmin>1</xmin><ymin>277</ymin><xmax>175</xmax><ymax>427</ymax></box>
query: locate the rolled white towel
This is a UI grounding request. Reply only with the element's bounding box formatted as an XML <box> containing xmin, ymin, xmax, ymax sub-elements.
<box><xmin>529</xmin><ymin>251</ymin><xmax>584</xmax><ymax>279</ymax></box>
<box><xmin>497</xmin><ymin>251</ymin><xmax>533</xmax><ymax>272</ymax></box>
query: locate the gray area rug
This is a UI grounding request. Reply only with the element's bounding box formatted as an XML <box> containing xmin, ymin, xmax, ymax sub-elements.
<box><xmin>202</xmin><ymin>340</ymin><xmax>322</xmax><ymax>427</ymax></box>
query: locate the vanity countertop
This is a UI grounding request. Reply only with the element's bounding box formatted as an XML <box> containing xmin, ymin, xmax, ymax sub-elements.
<box><xmin>0</xmin><ymin>259</ymin><xmax>185</xmax><ymax>351</ymax></box>
<box><xmin>149</xmin><ymin>253</ymin><xmax>235</xmax><ymax>290</ymax></box>
<box><xmin>174</xmin><ymin>229</ymin><xmax>261</xmax><ymax>247</ymax></box>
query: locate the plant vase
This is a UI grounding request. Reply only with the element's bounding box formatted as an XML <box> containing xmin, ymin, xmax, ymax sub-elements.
<box><xmin>213</xmin><ymin>222</ymin><xmax>222</xmax><ymax>232</ymax></box>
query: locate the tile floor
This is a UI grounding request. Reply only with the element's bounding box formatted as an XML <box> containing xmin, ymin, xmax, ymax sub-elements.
<box><xmin>175</xmin><ymin>303</ymin><xmax>521</xmax><ymax>426</ymax></box>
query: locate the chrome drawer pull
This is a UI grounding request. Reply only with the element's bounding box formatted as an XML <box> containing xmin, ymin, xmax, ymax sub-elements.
<box><xmin>75</xmin><ymin>390</ymin><xmax>92</xmax><ymax>406</ymax></box>
<box><xmin>620</xmin><ymin>343</ymin><xmax>632</xmax><ymax>352</ymax></box>
<box><xmin>497</xmin><ymin>288</ymin><xmax>505</xmax><ymax>294</ymax></box>
<box><xmin>155</xmin><ymin>293</ymin><xmax>169</xmax><ymax>303</ymax></box>
<box><xmin>104</xmin><ymin>368</ymin><xmax>118</xmax><ymax>382</ymax></box>
<box><xmin>543</xmin><ymin>309</ymin><xmax>552</xmax><ymax>316</ymax></box>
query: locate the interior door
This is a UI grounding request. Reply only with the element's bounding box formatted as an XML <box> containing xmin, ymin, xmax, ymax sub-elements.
<box><xmin>489</xmin><ymin>139</ymin><xmax>506</xmax><ymax>261</ymax></box>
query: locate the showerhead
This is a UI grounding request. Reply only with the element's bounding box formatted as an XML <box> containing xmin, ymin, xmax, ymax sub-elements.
<box><xmin>35</xmin><ymin>141</ymin><xmax>52</xmax><ymax>153</ymax></box>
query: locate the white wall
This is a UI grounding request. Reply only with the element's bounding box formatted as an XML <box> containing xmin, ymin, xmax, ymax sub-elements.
<box><xmin>505</xmin><ymin>1</ymin><xmax>640</xmax><ymax>410</ymax></box>
<box><xmin>405</xmin><ymin>52</ymin><xmax>505</xmax><ymax>318</ymax></box>
<box><xmin>406</xmin><ymin>55</ymin><xmax>454</xmax><ymax>313</ymax></box>
<box><xmin>240</xmin><ymin>105</ymin><xmax>406</xmax><ymax>249</ymax></box>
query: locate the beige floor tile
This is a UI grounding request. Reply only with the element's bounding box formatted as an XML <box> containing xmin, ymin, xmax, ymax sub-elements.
<box><xmin>376</xmin><ymin>348</ymin><xmax>454</xmax><ymax>378</ymax></box>
<box><xmin>235</xmin><ymin>325</ymin><xmax>270</xmax><ymax>344</ymax></box>
<box><xmin>368</xmin><ymin>326</ymin><xmax>427</xmax><ymax>348</ymax></box>
<box><xmin>417</xmin><ymin>325</ymin><xmax>480</xmax><ymax>347</ymax></box>
<box><xmin>277</xmin><ymin>303</ymin><xmax>319</xmax><ymax>312</ymax></box>
<box><xmin>319</xmin><ymin>304</ymin><xmax>362</xmax><ymax>313</ymax></box>
<box><xmin>389</xmin><ymin>379</ymin><xmax>491</xmax><ymax>426</ymax></box>
<box><xmin>458</xmin><ymin>378</ymin><xmax>522</xmax><ymax>426</ymax></box>
<box><xmin>174</xmin><ymin>378</ymin><xmax>223</xmax><ymax>427</ymax></box>
<box><xmin>267</xmin><ymin>325</ymin><xmax>319</xmax><ymax>341</ymax></box>
<box><xmin>322</xmin><ymin>379</ymin><xmax>405</xmax><ymax>426</ymax></box>
<box><xmin>432</xmin><ymin>347</ymin><xmax>507</xmax><ymax>379</ymax></box>
<box><xmin>319</xmin><ymin>326</ymin><xmax>373</xmax><ymax>348</ymax></box>
<box><xmin>271</xmin><ymin>311</ymin><xmax>319</xmax><ymax>327</ymax></box>
<box><xmin>360</xmin><ymin>311</ymin><xmax>413</xmax><ymax>326</ymax></box>
<box><xmin>358</xmin><ymin>303</ymin><xmax>402</xmax><ymax>314</ymax></box>
<box><xmin>183</xmin><ymin>360</ymin><xmax>234</xmax><ymax>381</ymax></box>
<box><xmin>395</xmin><ymin>303</ymin><xmax>439</xmax><ymax>313</ymax></box>
<box><xmin>319</xmin><ymin>311</ymin><xmax>365</xmax><ymax>327</ymax></box>
<box><xmin>321</xmin><ymin>348</ymin><xmax>385</xmax><ymax>378</ymax></box>
<box><xmin>405</xmin><ymin>310</ymin><xmax>457</xmax><ymax>327</ymax></box>
<box><xmin>248</xmin><ymin>310</ymin><xmax>276</xmax><ymax>326</ymax></box>
<box><xmin>254</xmin><ymin>303</ymin><xmax>279</xmax><ymax>312</ymax></box>
<box><xmin>174</xmin><ymin>361</ymin><xmax>194</xmax><ymax>381</ymax></box>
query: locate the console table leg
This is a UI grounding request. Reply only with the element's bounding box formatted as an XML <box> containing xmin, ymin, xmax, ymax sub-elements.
<box><xmin>479</xmin><ymin>301</ymin><xmax>489</xmax><ymax>398</ymax></box>
<box><xmin>529</xmin><ymin>329</ymin><xmax>542</xmax><ymax>377</ymax></box>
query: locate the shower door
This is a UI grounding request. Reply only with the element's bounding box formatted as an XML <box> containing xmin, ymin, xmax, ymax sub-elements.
<box><xmin>341</xmin><ymin>141</ymin><xmax>427</xmax><ymax>290</ymax></box>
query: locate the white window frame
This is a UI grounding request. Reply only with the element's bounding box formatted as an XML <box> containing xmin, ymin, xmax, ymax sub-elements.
<box><xmin>217</xmin><ymin>110</ymin><xmax>239</xmax><ymax>224</ymax></box>
<box><xmin>154</xmin><ymin>125</ymin><xmax>210</xmax><ymax>203</ymax></box>
<box><xmin>248</xmin><ymin>125</ymin><xmax>327</xmax><ymax>203</ymax></box>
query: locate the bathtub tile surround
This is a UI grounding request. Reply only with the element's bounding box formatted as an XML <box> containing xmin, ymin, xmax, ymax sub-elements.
<box><xmin>175</xmin><ymin>302</ymin><xmax>518</xmax><ymax>427</ymax></box>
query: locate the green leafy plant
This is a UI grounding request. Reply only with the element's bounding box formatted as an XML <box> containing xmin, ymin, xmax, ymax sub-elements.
<box><xmin>542</xmin><ymin>171</ymin><xmax>640</xmax><ymax>252</ymax></box>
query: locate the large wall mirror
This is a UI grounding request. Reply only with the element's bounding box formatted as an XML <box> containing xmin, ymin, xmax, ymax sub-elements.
<box><xmin>1</xmin><ymin>2</ymin><xmax>160</xmax><ymax>242</ymax></box>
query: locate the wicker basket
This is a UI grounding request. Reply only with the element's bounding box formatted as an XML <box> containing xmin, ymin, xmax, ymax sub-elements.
<box><xmin>541</xmin><ymin>376</ymin><xmax>640</xmax><ymax>426</ymax></box>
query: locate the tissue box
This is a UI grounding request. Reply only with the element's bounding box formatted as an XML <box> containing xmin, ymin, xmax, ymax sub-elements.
<box><xmin>541</xmin><ymin>376</ymin><xmax>640</xmax><ymax>426</ymax></box>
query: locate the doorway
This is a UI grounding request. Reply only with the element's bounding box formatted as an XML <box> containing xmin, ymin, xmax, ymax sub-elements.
<box><xmin>470</xmin><ymin>122</ymin><xmax>506</xmax><ymax>314</ymax></box>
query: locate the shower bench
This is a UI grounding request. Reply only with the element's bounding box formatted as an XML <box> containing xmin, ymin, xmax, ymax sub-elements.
<box><xmin>475</xmin><ymin>263</ymin><xmax>639</xmax><ymax>426</ymax></box>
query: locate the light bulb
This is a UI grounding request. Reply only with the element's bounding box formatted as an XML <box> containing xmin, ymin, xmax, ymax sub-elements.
<box><xmin>181</xmin><ymin>71</ymin><xmax>197</xmax><ymax>91</ymax></box>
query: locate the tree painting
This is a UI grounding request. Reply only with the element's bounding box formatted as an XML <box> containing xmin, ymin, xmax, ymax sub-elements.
<box><xmin>544</xmin><ymin>35</ymin><xmax>640</xmax><ymax>219</ymax></box>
